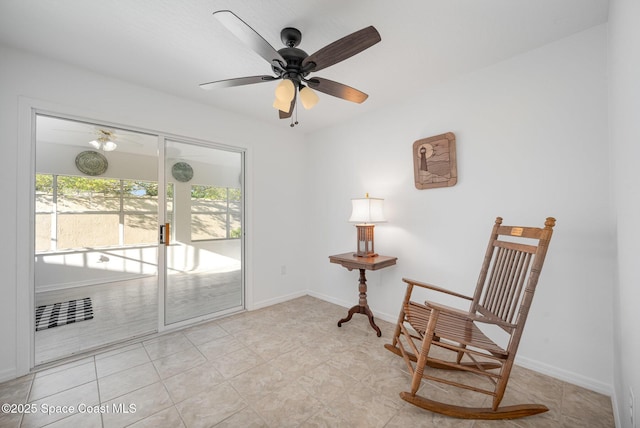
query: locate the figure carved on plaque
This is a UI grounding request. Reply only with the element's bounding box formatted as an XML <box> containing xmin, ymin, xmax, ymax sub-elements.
<box><xmin>419</xmin><ymin>143</ymin><xmax>434</xmax><ymax>171</ymax></box>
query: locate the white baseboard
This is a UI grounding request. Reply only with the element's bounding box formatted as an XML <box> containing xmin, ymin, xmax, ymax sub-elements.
<box><xmin>610</xmin><ymin>389</ymin><xmax>622</xmax><ymax>428</ymax></box>
<box><xmin>305</xmin><ymin>290</ymin><xmax>402</xmax><ymax>324</ymax></box>
<box><xmin>306</xmin><ymin>290</ymin><xmax>351</xmax><ymax>310</ymax></box>
<box><xmin>249</xmin><ymin>290</ymin><xmax>308</xmax><ymax>311</ymax></box>
<box><xmin>515</xmin><ymin>354</ymin><xmax>613</xmax><ymax>396</ymax></box>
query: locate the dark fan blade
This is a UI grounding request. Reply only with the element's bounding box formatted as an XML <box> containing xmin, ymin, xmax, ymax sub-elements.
<box><xmin>214</xmin><ymin>10</ymin><xmax>285</xmax><ymax>66</ymax></box>
<box><xmin>302</xmin><ymin>26</ymin><xmax>381</xmax><ymax>72</ymax></box>
<box><xmin>307</xmin><ymin>77</ymin><xmax>368</xmax><ymax>103</ymax></box>
<box><xmin>200</xmin><ymin>75</ymin><xmax>277</xmax><ymax>90</ymax></box>
<box><xmin>279</xmin><ymin>92</ymin><xmax>296</xmax><ymax>119</ymax></box>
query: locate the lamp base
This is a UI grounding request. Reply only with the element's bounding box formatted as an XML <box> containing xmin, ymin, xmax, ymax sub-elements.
<box><xmin>353</xmin><ymin>252</ymin><xmax>378</xmax><ymax>258</ymax></box>
<box><xmin>354</xmin><ymin>224</ymin><xmax>377</xmax><ymax>258</ymax></box>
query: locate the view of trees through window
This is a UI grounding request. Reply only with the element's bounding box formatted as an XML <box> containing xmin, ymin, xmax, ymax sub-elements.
<box><xmin>191</xmin><ymin>185</ymin><xmax>242</xmax><ymax>241</ymax></box>
<box><xmin>35</xmin><ymin>174</ymin><xmax>241</xmax><ymax>252</ymax></box>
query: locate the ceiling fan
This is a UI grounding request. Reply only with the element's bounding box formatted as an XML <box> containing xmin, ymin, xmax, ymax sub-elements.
<box><xmin>200</xmin><ymin>10</ymin><xmax>381</xmax><ymax>126</ymax></box>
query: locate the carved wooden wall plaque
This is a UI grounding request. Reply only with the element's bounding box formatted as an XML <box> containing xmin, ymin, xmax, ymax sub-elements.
<box><xmin>413</xmin><ymin>132</ymin><xmax>457</xmax><ymax>189</ymax></box>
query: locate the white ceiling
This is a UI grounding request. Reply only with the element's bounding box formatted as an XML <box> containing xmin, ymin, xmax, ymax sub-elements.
<box><xmin>0</xmin><ymin>0</ymin><xmax>609</xmax><ymax>134</ymax></box>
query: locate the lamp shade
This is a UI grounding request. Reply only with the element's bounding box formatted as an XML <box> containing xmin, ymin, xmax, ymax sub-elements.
<box><xmin>299</xmin><ymin>86</ymin><xmax>319</xmax><ymax>110</ymax></box>
<box><xmin>102</xmin><ymin>141</ymin><xmax>117</xmax><ymax>151</ymax></box>
<box><xmin>349</xmin><ymin>196</ymin><xmax>386</xmax><ymax>223</ymax></box>
<box><xmin>275</xmin><ymin>79</ymin><xmax>295</xmax><ymax>102</ymax></box>
<box><xmin>272</xmin><ymin>97</ymin><xmax>291</xmax><ymax>112</ymax></box>
<box><xmin>89</xmin><ymin>139</ymin><xmax>117</xmax><ymax>152</ymax></box>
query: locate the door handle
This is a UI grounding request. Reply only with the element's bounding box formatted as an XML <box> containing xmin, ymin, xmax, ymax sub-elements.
<box><xmin>159</xmin><ymin>223</ymin><xmax>170</xmax><ymax>246</ymax></box>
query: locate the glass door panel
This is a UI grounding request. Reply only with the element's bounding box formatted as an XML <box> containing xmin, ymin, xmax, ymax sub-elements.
<box><xmin>164</xmin><ymin>140</ymin><xmax>243</xmax><ymax>325</ymax></box>
<box><xmin>34</xmin><ymin>114</ymin><xmax>159</xmax><ymax>364</ymax></box>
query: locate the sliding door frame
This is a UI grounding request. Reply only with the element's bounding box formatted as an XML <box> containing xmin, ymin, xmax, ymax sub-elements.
<box><xmin>15</xmin><ymin>99</ymin><xmax>246</xmax><ymax>376</ymax></box>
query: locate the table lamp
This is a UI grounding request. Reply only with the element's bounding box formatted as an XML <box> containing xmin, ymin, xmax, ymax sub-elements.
<box><xmin>349</xmin><ymin>193</ymin><xmax>386</xmax><ymax>257</ymax></box>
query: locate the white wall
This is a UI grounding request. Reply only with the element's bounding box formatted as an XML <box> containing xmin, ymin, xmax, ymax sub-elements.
<box><xmin>609</xmin><ymin>0</ymin><xmax>640</xmax><ymax>427</ymax></box>
<box><xmin>0</xmin><ymin>45</ymin><xmax>309</xmax><ymax>380</ymax></box>
<box><xmin>307</xmin><ymin>25</ymin><xmax>614</xmax><ymax>394</ymax></box>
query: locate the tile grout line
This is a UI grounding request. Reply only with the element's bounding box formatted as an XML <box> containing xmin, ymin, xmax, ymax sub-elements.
<box><xmin>92</xmin><ymin>356</ymin><xmax>105</xmax><ymax>428</ymax></box>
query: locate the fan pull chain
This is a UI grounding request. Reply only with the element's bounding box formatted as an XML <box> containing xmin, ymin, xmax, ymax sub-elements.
<box><xmin>290</xmin><ymin>87</ymin><xmax>299</xmax><ymax>127</ymax></box>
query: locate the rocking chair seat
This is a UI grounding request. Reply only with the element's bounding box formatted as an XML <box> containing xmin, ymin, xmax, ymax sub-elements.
<box><xmin>408</xmin><ymin>301</ymin><xmax>509</xmax><ymax>357</ymax></box>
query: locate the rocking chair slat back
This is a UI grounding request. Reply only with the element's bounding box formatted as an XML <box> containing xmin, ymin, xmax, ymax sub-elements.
<box><xmin>480</xmin><ymin>247</ymin><xmax>531</xmax><ymax>326</ymax></box>
<box><xmin>471</xmin><ymin>217</ymin><xmax>554</xmax><ymax>330</ymax></box>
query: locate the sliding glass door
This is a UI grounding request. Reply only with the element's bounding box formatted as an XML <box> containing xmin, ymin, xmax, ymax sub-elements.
<box><xmin>33</xmin><ymin>114</ymin><xmax>244</xmax><ymax>364</ymax></box>
<box><xmin>163</xmin><ymin>139</ymin><xmax>244</xmax><ymax>325</ymax></box>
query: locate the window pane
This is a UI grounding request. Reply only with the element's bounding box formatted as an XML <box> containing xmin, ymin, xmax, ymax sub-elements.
<box><xmin>35</xmin><ymin>177</ymin><xmax>54</xmax><ymax>251</ymax></box>
<box><xmin>191</xmin><ymin>198</ymin><xmax>226</xmax><ymax>213</ymax></box>
<box><xmin>35</xmin><ymin>213</ymin><xmax>51</xmax><ymax>252</ymax></box>
<box><xmin>124</xmin><ymin>214</ymin><xmax>158</xmax><ymax>245</ymax></box>
<box><xmin>123</xmin><ymin>181</ymin><xmax>158</xmax><ymax>212</ymax></box>
<box><xmin>191</xmin><ymin>186</ymin><xmax>226</xmax><ymax>212</ymax></box>
<box><xmin>191</xmin><ymin>213</ymin><xmax>227</xmax><ymax>240</ymax></box>
<box><xmin>190</xmin><ymin>185</ymin><xmax>241</xmax><ymax>240</ymax></box>
<box><xmin>35</xmin><ymin>194</ymin><xmax>54</xmax><ymax>213</ymax></box>
<box><xmin>57</xmin><ymin>214</ymin><xmax>119</xmax><ymax>248</ymax></box>
<box><xmin>229</xmin><ymin>200</ymin><xmax>241</xmax><ymax>212</ymax></box>
<box><xmin>57</xmin><ymin>194</ymin><xmax>121</xmax><ymax>212</ymax></box>
<box><xmin>57</xmin><ymin>176</ymin><xmax>121</xmax><ymax>212</ymax></box>
<box><xmin>229</xmin><ymin>188</ymin><xmax>241</xmax><ymax>201</ymax></box>
<box><xmin>166</xmin><ymin>182</ymin><xmax>174</xmax><ymax>241</ymax></box>
<box><xmin>229</xmin><ymin>213</ymin><xmax>242</xmax><ymax>238</ymax></box>
<box><xmin>35</xmin><ymin>174</ymin><xmax>54</xmax><ymax>213</ymax></box>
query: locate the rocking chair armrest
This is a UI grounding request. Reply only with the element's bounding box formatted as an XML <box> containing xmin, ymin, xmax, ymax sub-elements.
<box><xmin>402</xmin><ymin>278</ymin><xmax>473</xmax><ymax>301</ymax></box>
<box><xmin>424</xmin><ymin>301</ymin><xmax>517</xmax><ymax>330</ymax></box>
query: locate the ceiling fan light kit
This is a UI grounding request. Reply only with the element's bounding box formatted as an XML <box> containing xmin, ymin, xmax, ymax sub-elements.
<box><xmin>89</xmin><ymin>140</ymin><xmax>117</xmax><ymax>152</ymax></box>
<box><xmin>89</xmin><ymin>129</ymin><xmax>118</xmax><ymax>152</ymax></box>
<box><xmin>201</xmin><ymin>10</ymin><xmax>381</xmax><ymax>127</ymax></box>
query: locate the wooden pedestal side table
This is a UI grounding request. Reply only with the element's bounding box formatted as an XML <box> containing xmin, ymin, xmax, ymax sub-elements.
<box><xmin>329</xmin><ymin>252</ymin><xmax>397</xmax><ymax>337</ymax></box>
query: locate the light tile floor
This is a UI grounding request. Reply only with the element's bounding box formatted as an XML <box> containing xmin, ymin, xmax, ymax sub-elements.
<box><xmin>35</xmin><ymin>269</ymin><xmax>241</xmax><ymax>365</ymax></box>
<box><xmin>1</xmin><ymin>296</ymin><xmax>615</xmax><ymax>427</ymax></box>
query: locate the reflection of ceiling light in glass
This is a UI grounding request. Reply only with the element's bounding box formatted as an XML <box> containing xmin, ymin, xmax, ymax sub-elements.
<box><xmin>89</xmin><ymin>139</ymin><xmax>117</xmax><ymax>151</ymax></box>
<box><xmin>89</xmin><ymin>130</ymin><xmax>117</xmax><ymax>151</ymax></box>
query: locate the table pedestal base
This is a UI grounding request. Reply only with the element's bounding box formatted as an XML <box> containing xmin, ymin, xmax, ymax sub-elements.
<box><xmin>336</xmin><ymin>268</ymin><xmax>382</xmax><ymax>337</ymax></box>
<box><xmin>337</xmin><ymin>304</ymin><xmax>381</xmax><ymax>337</ymax></box>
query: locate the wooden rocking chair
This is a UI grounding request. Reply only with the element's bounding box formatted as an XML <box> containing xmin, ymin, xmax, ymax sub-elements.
<box><xmin>385</xmin><ymin>217</ymin><xmax>556</xmax><ymax>419</ymax></box>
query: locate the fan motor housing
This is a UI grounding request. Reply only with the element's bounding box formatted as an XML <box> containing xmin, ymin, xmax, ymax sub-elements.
<box><xmin>275</xmin><ymin>46</ymin><xmax>310</xmax><ymax>80</ymax></box>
